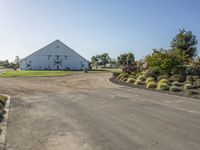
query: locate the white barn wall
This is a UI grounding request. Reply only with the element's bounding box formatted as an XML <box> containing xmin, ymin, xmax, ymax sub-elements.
<box><xmin>20</xmin><ymin>40</ymin><xmax>89</xmax><ymax>70</ymax></box>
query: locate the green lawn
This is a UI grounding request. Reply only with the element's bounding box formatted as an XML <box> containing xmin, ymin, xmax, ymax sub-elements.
<box><xmin>89</xmin><ymin>68</ymin><xmax>122</xmax><ymax>73</ymax></box>
<box><xmin>0</xmin><ymin>70</ymin><xmax>74</xmax><ymax>77</ymax></box>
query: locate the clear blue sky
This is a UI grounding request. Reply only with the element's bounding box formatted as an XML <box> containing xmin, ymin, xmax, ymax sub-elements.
<box><xmin>0</xmin><ymin>0</ymin><xmax>200</xmax><ymax>61</ymax></box>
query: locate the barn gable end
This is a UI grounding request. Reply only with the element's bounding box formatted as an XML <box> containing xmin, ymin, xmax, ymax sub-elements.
<box><xmin>20</xmin><ymin>40</ymin><xmax>89</xmax><ymax>70</ymax></box>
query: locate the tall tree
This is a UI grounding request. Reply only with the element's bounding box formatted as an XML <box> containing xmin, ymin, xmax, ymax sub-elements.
<box><xmin>126</xmin><ymin>52</ymin><xmax>135</xmax><ymax>65</ymax></box>
<box><xmin>171</xmin><ymin>29</ymin><xmax>198</xmax><ymax>61</ymax></box>
<box><xmin>91</xmin><ymin>56</ymin><xmax>99</xmax><ymax>66</ymax></box>
<box><xmin>117</xmin><ymin>52</ymin><xmax>134</xmax><ymax>66</ymax></box>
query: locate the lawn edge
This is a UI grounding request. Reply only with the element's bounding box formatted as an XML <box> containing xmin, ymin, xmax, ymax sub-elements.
<box><xmin>0</xmin><ymin>94</ymin><xmax>10</xmax><ymax>150</ymax></box>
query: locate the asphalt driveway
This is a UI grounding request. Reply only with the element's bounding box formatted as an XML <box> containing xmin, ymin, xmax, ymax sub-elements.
<box><xmin>0</xmin><ymin>73</ymin><xmax>200</xmax><ymax>150</ymax></box>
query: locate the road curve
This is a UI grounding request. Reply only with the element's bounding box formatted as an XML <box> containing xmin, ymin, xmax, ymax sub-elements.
<box><xmin>0</xmin><ymin>73</ymin><xmax>200</xmax><ymax>150</ymax></box>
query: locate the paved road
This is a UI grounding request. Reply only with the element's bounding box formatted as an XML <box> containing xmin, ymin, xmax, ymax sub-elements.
<box><xmin>0</xmin><ymin>73</ymin><xmax>200</xmax><ymax>150</ymax></box>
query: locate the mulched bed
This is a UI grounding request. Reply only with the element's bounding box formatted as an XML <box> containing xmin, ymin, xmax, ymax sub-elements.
<box><xmin>109</xmin><ymin>77</ymin><xmax>200</xmax><ymax>100</ymax></box>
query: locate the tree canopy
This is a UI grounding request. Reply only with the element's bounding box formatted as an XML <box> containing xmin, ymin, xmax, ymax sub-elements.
<box><xmin>91</xmin><ymin>53</ymin><xmax>111</xmax><ymax>66</ymax></box>
<box><xmin>117</xmin><ymin>52</ymin><xmax>135</xmax><ymax>66</ymax></box>
<box><xmin>145</xmin><ymin>49</ymin><xmax>184</xmax><ymax>75</ymax></box>
<box><xmin>170</xmin><ymin>29</ymin><xmax>198</xmax><ymax>61</ymax></box>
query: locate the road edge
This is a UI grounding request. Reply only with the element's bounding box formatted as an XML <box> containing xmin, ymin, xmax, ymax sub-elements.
<box><xmin>0</xmin><ymin>94</ymin><xmax>10</xmax><ymax>150</ymax></box>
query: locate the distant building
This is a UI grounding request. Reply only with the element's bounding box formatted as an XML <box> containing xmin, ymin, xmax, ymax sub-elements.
<box><xmin>20</xmin><ymin>40</ymin><xmax>89</xmax><ymax>70</ymax></box>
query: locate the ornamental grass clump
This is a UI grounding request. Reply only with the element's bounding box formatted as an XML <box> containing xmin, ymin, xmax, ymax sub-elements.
<box><xmin>134</xmin><ymin>79</ymin><xmax>144</xmax><ymax>85</ymax></box>
<box><xmin>119</xmin><ymin>72</ymin><xmax>130</xmax><ymax>78</ymax></box>
<box><xmin>0</xmin><ymin>95</ymin><xmax>7</xmax><ymax>121</ymax></box>
<box><xmin>137</xmin><ymin>75</ymin><xmax>146</xmax><ymax>81</ymax></box>
<box><xmin>170</xmin><ymin>86</ymin><xmax>182</xmax><ymax>92</ymax></box>
<box><xmin>122</xmin><ymin>78</ymin><xmax>128</xmax><ymax>82</ymax></box>
<box><xmin>171</xmin><ymin>81</ymin><xmax>183</xmax><ymax>87</ymax></box>
<box><xmin>183</xmin><ymin>83</ymin><xmax>193</xmax><ymax>91</ymax></box>
<box><xmin>157</xmin><ymin>82</ymin><xmax>169</xmax><ymax>91</ymax></box>
<box><xmin>127</xmin><ymin>78</ymin><xmax>136</xmax><ymax>83</ymax></box>
<box><xmin>0</xmin><ymin>95</ymin><xmax>7</xmax><ymax>106</ymax></box>
<box><xmin>145</xmin><ymin>77</ymin><xmax>154</xmax><ymax>84</ymax></box>
<box><xmin>159</xmin><ymin>79</ymin><xmax>169</xmax><ymax>84</ymax></box>
<box><xmin>187</xmin><ymin>89</ymin><xmax>199</xmax><ymax>95</ymax></box>
<box><xmin>146</xmin><ymin>81</ymin><xmax>157</xmax><ymax>88</ymax></box>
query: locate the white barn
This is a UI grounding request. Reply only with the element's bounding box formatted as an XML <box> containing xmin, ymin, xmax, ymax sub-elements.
<box><xmin>20</xmin><ymin>40</ymin><xmax>89</xmax><ymax>70</ymax></box>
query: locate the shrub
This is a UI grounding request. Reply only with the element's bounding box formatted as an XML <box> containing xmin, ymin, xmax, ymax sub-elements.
<box><xmin>170</xmin><ymin>86</ymin><xmax>182</xmax><ymax>92</ymax></box>
<box><xmin>0</xmin><ymin>95</ymin><xmax>7</xmax><ymax>106</ymax></box>
<box><xmin>134</xmin><ymin>79</ymin><xmax>144</xmax><ymax>85</ymax></box>
<box><xmin>127</xmin><ymin>78</ymin><xmax>136</xmax><ymax>83</ymax></box>
<box><xmin>137</xmin><ymin>75</ymin><xmax>146</xmax><ymax>81</ymax></box>
<box><xmin>145</xmin><ymin>77</ymin><xmax>154</xmax><ymax>84</ymax></box>
<box><xmin>184</xmin><ymin>84</ymin><xmax>193</xmax><ymax>91</ymax></box>
<box><xmin>171</xmin><ymin>81</ymin><xmax>183</xmax><ymax>87</ymax></box>
<box><xmin>146</xmin><ymin>81</ymin><xmax>157</xmax><ymax>88</ymax></box>
<box><xmin>157</xmin><ymin>82</ymin><xmax>169</xmax><ymax>91</ymax></box>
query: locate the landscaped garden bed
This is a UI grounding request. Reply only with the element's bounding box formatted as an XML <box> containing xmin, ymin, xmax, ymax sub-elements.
<box><xmin>0</xmin><ymin>95</ymin><xmax>8</xmax><ymax>133</ymax></box>
<box><xmin>110</xmin><ymin>72</ymin><xmax>200</xmax><ymax>100</ymax></box>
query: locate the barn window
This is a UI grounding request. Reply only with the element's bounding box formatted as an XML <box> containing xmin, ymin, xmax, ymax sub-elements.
<box><xmin>57</xmin><ymin>46</ymin><xmax>59</xmax><ymax>48</ymax></box>
<box><xmin>64</xmin><ymin>55</ymin><xmax>67</xmax><ymax>60</ymax></box>
<box><xmin>48</xmin><ymin>55</ymin><xmax>52</xmax><ymax>60</ymax></box>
